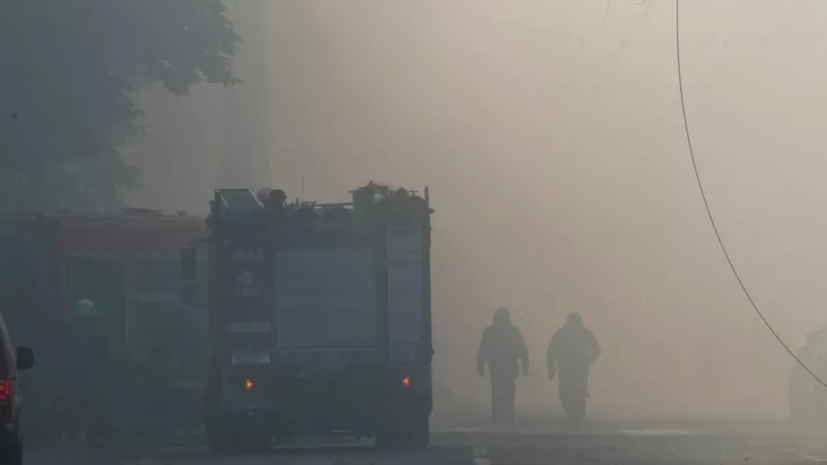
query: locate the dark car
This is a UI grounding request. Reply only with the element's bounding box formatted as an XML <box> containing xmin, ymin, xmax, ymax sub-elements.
<box><xmin>0</xmin><ymin>311</ymin><xmax>34</xmax><ymax>465</ymax></box>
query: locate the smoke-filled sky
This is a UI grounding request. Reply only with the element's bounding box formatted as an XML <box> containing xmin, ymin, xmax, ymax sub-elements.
<box><xmin>126</xmin><ymin>0</ymin><xmax>827</xmax><ymax>418</ymax></box>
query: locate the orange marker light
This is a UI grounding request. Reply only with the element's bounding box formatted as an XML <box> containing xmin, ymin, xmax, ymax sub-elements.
<box><xmin>245</xmin><ymin>379</ymin><xmax>254</xmax><ymax>390</ymax></box>
<box><xmin>402</xmin><ymin>376</ymin><xmax>411</xmax><ymax>387</ymax></box>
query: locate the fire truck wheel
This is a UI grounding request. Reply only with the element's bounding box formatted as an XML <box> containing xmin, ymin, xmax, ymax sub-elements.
<box><xmin>244</xmin><ymin>428</ymin><xmax>272</xmax><ymax>454</ymax></box>
<box><xmin>375</xmin><ymin>413</ymin><xmax>429</xmax><ymax>450</ymax></box>
<box><xmin>407</xmin><ymin>412</ymin><xmax>430</xmax><ymax>449</ymax></box>
<box><xmin>374</xmin><ymin>428</ymin><xmax>395</xmax><ymax>449</ymax></box>
<box><xmin>207</xmin><ymin>426</ymin><xmax>244</xmax><ymax>455</ymax></box>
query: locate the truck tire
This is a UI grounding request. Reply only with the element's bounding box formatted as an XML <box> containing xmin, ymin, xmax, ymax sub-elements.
<box><xmin>244</xmin><ymin>428</ymin><xmax>272</xmax><ymax>454</ymax></box>
<box><xmin>375</xmin><ymin>428</ymin><xmax>398</xmax><ymax>449</ymax></box>
<box><xmin>208</xmin><ymin>426</ymin><xmax>244</xmax><ymax>455</ymax></box>
<box><xmin>407</xmin><ymin>413</ymin><xmax>430</xmax><ymax>449</ymax></box>
<box><xmin>209</xmin><ymin>423</ymin><xmax>270</xmax><ymax>455</ymax></box>
<box><xmin>376</xmin><ymin>413</ymin><xmax>429</xmax><ymax>450</ymax></box>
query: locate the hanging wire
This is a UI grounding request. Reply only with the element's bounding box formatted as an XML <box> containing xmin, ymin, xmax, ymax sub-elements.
<box><xmin>675</xmin><ymin>0</ymin><xmax>827</xmax><ymax>389</ymax></box>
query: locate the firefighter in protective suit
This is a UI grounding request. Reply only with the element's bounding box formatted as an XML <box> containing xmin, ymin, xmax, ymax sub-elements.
<box><xmin>546</xmin><ymin>312</ymin><xmax>601</xmax><ymax>424</ymax></box>
<box><xmin>477</xmin><ymin>308</ymin><xmax>529</xmax><ymax>426</ymax></box>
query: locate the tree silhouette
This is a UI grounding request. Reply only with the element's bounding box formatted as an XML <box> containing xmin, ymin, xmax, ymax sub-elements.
<box><xmin>0</xmin><ymin>0</ymin><xmax>239</xmax><ymax>210</ymax></box>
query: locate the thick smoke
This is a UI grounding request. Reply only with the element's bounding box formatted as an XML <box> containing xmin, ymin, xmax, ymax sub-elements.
<box><xmin>127</xmin><ymin>0</ymin><xmax>827</xmax><ymax>419</ymax></box>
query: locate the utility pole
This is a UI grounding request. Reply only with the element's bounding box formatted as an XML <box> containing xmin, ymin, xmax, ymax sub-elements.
<box><xmin>217</xmin><ymin>0</ymin><xmax>271</xmax><ymax>189</ymax></box>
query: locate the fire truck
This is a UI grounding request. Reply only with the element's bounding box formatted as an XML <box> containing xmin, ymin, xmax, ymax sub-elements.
<box><xmin>0</xmin><ymin>210</ymin><xmax>209</xmax><ymax>443</ymax></box>
<box><xmin>181</xmin><ymin>183</ymin><xmax>434</xmax><ymax>452</ymax></box>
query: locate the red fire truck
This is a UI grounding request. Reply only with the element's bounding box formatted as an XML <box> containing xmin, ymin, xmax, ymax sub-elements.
<box><xmin>0</xmin><ymin>209</ymin><xmax>209</xmax><ymax>443</ymax></box>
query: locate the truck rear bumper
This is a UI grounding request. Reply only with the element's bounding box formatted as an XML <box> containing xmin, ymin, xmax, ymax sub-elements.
<box><xmin>208</xmin><ymin>364</ymin><xmax>432</xmax><ymax>437</ymax></box>
<box><xmin>210</xmin><ymin>394</ymin><xmax>430</xmax><ymax>438</ymax></box>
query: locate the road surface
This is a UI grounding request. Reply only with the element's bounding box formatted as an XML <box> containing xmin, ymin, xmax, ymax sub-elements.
<box><xmin>27</xmin><ymin>425</ymin><xmax>827</xmax><ymax>465</ymax></box>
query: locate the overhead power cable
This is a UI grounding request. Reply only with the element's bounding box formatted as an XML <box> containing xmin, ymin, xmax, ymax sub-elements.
<box><xmin>675</xmin><ymin>0</ymin><xmax>827</xmax><ymax>389</ymax></box>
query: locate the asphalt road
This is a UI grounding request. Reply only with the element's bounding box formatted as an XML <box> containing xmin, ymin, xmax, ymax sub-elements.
<box><xmin>26</xmin><ymin>426</ymin><xmax>827</xmax><ymax>465</ymax></box>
